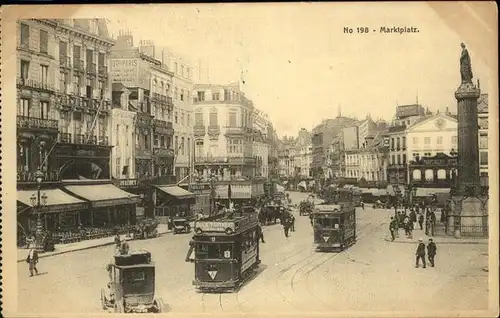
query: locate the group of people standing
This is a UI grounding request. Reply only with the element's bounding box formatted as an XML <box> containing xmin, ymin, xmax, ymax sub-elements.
<box><xmin>389</xmin><ymin>203</ymin><xmax>443</xmax><ymax>241</ymax></box>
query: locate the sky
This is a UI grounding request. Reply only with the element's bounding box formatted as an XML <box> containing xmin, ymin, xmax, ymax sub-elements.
<box><xmin>77</xmin><ymin>3</ymin><xmax>491</xmax><ymax>138</ymax></box>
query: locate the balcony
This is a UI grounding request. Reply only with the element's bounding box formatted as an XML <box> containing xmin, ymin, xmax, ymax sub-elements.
<box><xmin>207</xmin><ymin>125</ymin><xmax>220</xmax><ymax>137</ymax></box>
<box><xmin>98</xmin><ymin>65</ymin><xmax>108</xmax><ymax>77</ymax></box>
<box><xmin>59</xmin><ymin>55</ymin><xmax>71</xmax><ymax>69</ymax></box>
<box><xmin>17</xmin><ymin>77</ymin><xmax>55</xmax><ymax>93</ymax></box>
<box><xmin>58</xmin><ymin>132</ymin><xmax>72</xmax><ymax>143</ymax></box>
<box><xmin>17</xmin><ymin>170</ymin><xmax>61</xmax><ymax>183</ymax></box>
<box><xmin>153</xmin><ymin>119</ymin><xmax>173</xmax><ymax>135</ymax></box>
<box><xmin>166</xmin><ymin>96</ymin><xmax>173</xmax><ymax>107</ymax></box>
<box><xmin>17</xmin><ymin>116</ymin><xmax>58</xmax><ymax>132</ymax></box>
<box><xmin>86</xmin><ymin>62</ymin><xmax>97</xmax><ymax>75</ymax></box>
<box><xmin>194</xmin><ymin>156</ymin><xmax>228</xmax><ymax>165</ymax></box>
<box><xmin>99</xmin><ymin>136</ymin><xmax>109</xmax><ymax>146</ymax></box>
<box><xmin>74</xmin><ymin>134</ymin><xmax>85</xmax><ymax>144</ymax></box>
<box><xmin>194</xmin><ymin>125</ymin><xmax>206</xmax><ymax>137</ymax></box>
<box><xmin>153</xmin><ymin>147</ymin><xmax>175</xmax><ymax>158</ymax></box>
<box><xmin>74</xmin><ymin>59</ymin><xmax>84</xmax><ymax>72</ymax></box>
<box><xmin>387</xmin><ymin>163</ymin><xmax>407</xmax><ymax>170</ymax></box>
<box><xmin>224</xmin><ymin>126</ymin><xmax>246</xmax><ymax>136</ymax></box>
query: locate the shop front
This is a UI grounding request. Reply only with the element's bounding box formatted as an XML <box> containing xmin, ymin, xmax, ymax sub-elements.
<box><xmin>154</xmin><ymin>185</ymin><xmax>196</xmax><ymax>223</ymax></box>
<box><xmin>62</xmin><ymin>181</ymin><xmax>140</xmax><ymax>227</ymax></box>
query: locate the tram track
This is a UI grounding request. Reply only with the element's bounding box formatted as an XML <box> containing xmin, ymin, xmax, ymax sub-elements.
<box><xmin>278</xmin><ymin>215</ymin><xmax>389</xmax><ymax>311</ymax></box>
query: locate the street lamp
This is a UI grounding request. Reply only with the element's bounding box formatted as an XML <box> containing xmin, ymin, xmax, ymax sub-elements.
<box><xmin>29</xmin><ymin>170</ymin><xmax>47</xmax><ymax>251</ymax></box>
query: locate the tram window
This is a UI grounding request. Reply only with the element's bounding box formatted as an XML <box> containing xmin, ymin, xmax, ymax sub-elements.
<box><xmin>196</xmin><ymin>243</ymin><xmax>233</xmax><ymax>259</ymax></box>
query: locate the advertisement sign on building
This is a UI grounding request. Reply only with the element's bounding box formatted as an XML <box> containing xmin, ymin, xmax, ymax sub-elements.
<box><xmin>111</xmin><ymin>58</ymin><xmax>151</xmax><ymax>90</ymax></box>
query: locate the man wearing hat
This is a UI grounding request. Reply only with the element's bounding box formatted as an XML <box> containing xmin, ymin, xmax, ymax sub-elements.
<box><xmin>427</xmin><ymin>238</ymin><xmax>437</xmax><ymax>267</ymax></box>
<box><xmin>415</xmin><ymin>238</ymin><xmax>426</xmax><ymax>268</ymax></box>
<box><xmin>26</xmin><ymin>244</ymin><xmax>39</xmax><ymax>277</ymax></box>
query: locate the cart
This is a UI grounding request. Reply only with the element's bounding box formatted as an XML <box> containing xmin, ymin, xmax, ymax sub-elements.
<box><xmin>172</xmin><ymin>218</ymin><xmax>191</xmax><ymax>234</ymax></box>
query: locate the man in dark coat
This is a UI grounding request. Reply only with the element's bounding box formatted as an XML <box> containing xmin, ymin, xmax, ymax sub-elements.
<box><xmin>415</xmin><ymin>238</ymin><xmax>426</xmax><ymax>268</ymax></box>
<box><xmin>283</xmin><ymin>218</ymin><xmax>291</xmax><ymax>238</ymax></box>
<box><xmin>256</xmin><ymin>223</ymin><xmax>265</xmax><ymax>243</ymax></box>
<box><xmin>26</xmin><ymin>245</ymin><xmax>39</xmax><ymax>277</ymax></box>
<box><xmin>410</xmin><ymin>210</ymin><xmax>417</xmax><ymax>226</ymax></box>
<box><xmin>389</xmin><ymin>217</ymin><xmax>397</xmax><ymax>241</ymax></box>
<box><xmin>427</xmin><ymin>238</ymin><xmax>437</xmax><ymax>267</ymax></box>
<box><xmin>418</xmin><ymin>213</ymin><xmax>424</xmax><ymax>230</ymax></box>
<box><xmin>290</xmin><ymin>214</ymin><xmax>296</xmax><ymax>232</ymax></box>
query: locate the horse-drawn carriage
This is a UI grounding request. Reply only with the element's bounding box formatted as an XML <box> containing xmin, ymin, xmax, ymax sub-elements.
<box><xmin>299</xmin><ymin>200</ymin><xmax>315</xmax><ymax>216</ymax></box>
<box><xmin>258</xmin><ymin>203</ymin><xmax>285</xmax><ymax>225</ymax></box>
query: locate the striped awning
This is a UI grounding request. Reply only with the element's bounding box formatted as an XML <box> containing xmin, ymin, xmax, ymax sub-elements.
<box><xmin>155</xmin><ymin>186</ymin><xmax>195</xmax><ymax>199</ymax></box>
<box><xmin>63</xmin><ymin>184</ymin><xmax>140</xmax><ymax>208</ymax></box>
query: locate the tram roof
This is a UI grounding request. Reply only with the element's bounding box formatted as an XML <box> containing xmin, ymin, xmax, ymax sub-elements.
<box><xmin>314</xmin><ymin>204</ymin><xmax>344</xmax><ymax>213</ymax></box>
<box><xmin>194</xmin><ymin>213</ymin><xmax>259</xmax><ymax>235</ymax></box>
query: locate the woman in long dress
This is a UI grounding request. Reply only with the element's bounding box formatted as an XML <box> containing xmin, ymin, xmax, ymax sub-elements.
<box><xmin>460</xmin><ymin>43</ymin><xmax>473</xmax><ymax>84</ymax></box>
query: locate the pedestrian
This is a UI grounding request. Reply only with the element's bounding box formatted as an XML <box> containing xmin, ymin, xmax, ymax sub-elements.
<box><xmin>26</xmin><ymin>245</ymin><xmax>39</xmax><ymax>277</ymax></box>
<box><xmin>410</xmin><ymin>209</ymin><xmax>417</xmax><ymax>227</ymax></box>
<box><xmin>290</xmin><ymin>214</ymin><xmax>296</xmax><ymax>232</ymax></box>
<box><xmin>114</xmin><ymin>233</ymin><xmax>121</xmax><ymax>252</ymax></box>
<box><xmin>309</xmin><ymin>213</ymin><xmax>313</xmax><ymax>226</ymax></box>
<box><xmin>257</xmin><ymin>223</ymin><xmax>265</xmax><ymax>243</ymax></box>
<box><xmin>407</xmin><ymin>219</ymin><xmax>414</xmax><ymax>239</ymax></box>
<box><xmin>361</xmin><ymin>201</ymin><xmax>365</xmax><ymax>210</ymax></box>
<box><xmin>418</xmin><ymin>213</ymin><xmax>424</xmax><ymax>230</ymax></box>
<box><xmin>427</xmin><ymin>238</ymin><xmax>437</xmax><ymax>267</ymax></box>
<box><xmin>415</xmin><ymin>238</ymin><xmax>426</xmax><ymax>268</ymax></box>
<box><xmin>429</xmin><ymin>209</ymin><xmax>436</xmax><ymax>237</ymax></box>
<box><xmin>389</xmin><ymin>217</ymin><xmax>397</xmax><ymax>241</ymax></box>
<box><xmin>283</xmin><ymin>218</ymin><xmax>290</xmax><ymax>238</ymax></box>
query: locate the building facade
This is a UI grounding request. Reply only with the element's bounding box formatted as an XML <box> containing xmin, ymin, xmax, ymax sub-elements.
<box><xmin>477</xmin><ymin>93</ymin><xmax>489</xmax><ymax>185</ymax></box>
<box><xmin>192</xmin><ymin>82</ymin><xmax>257</xmax><ymax>180</ymax></box>
<box><xmin>293</xmin><ymin>128</ymin><xmax>312</xmax><ymax>178</ymax></box>
<box><xmin>344</xmin><ymin>132</ymin><xmax>388</xmax><ymax>182</ymax></box>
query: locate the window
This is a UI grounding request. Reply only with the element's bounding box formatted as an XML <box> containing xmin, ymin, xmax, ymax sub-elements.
<box><xmin>479</xmin><ymin>134</ymin><xmax>488</xmax><ymax>149</ymax></box>
<box><xmin>437</xmin><ymin>169</ymin><xmax>446</xmax><ymax>180</ymax></box>
<box><xmin>40</xmin><ymin>101</ymin><xmax>49</xmax><ymax>119</ymax></box>
<box><xmin>175</xmin><ymin>112</ymin><xmax>178</xmax><ymax>124</ymax></box>
<box><xmin>228</xmin><ymin>139</ymin><xmax>243</xmax><ymax>154</ymax></box>
<box><xmin>181</xmin><ymin>112</ymin><xmax>185</xmax><ymax>125</ymax></box>
<box><xmin>144</xmin><ymin>134</ymin><xmax>150</xmax><ymax>150</ymax></box>
<box><xmin>212</xmin><ymin>92</ymin><xmax>220</xmax><ymax>101</ymax></box>
<box><xmin>116</xmin><ymin>125</ymin><xmax>120</xmax><ymax>145</ymax></box>
<box><xmin>187</xmin><ymin>138</ymin><xmax>191</xmax><ymax>157</ymax></box>
<box><xmin>160</xmin><ymin>135</ymin><xmax>165</xmax><ymax>147</ymax></box>
<box><xmin>413</xmin><ymin>137</ymin><xmax>419</xmax><ymax>144</ymax></box>
<box><xmin>174</xmin><ymin>136</ymin><xmax>178</xmax><ymax>154</ymax></box>
<box><xmin>397</xmin><ymin>154</ymin><xmax>401</xmax><ymax>165</ymax></box>
<box><xmin>229</xmin><ymin>111</ymin><xmax>237</xmax><ymax>127</ymax></box>
<box><xmin>180</xmin><ymin>89</ymin><xmax>184</xmax><ymax>101</ymax></box>
<box><xmin>195</xmin><ymin>112</ymin><xmax>204</xmax><ymax>126</ymax></box>
<box><xmin>20</xmin><ymin>23</ymin><xmax>30</xmax><ymax>48</ymax></box>
<box><xmin>39</xmin><ymin>29</ymin><xmax>48</xmax><ymax>54</ymax></box>
<box><xmin>19</xmin><ymin>98</ymin><xmax>30</xmax><ymax>117</ymax></box>
<box><xmin>181</xmin><ymin>65</ymin><xmax>184</xmax><ymax>77</ymax></box>
<box><xmin>41</xmin><ymin>65</ymin><xmax>48</xmax><ymax>84</ymax></box>
<box><xmin>396</xmin><ymin>137</ymin><xmax>400</xmax><ymax>150</ymax></box>
<box><xmin>413</xmin><ymin>169</ymin><xmax>422</xmax><ymax>180</ymax></box>
<box><xmin>209</xmin><ymin>110</ymin><xmax>218</xmax><ymax>126</ymax></box>
<box><xmin>20</xmin><ymin>60</ymin><xmax>30</xmax><ymax>80</ymax></box>
<box><xmin>480</xmin><ymin>151</ymin><xmax>488</xmax><ymax>165</ymax></box>
<box><xmin>174</xmin><ymin>62</ymin><xmax>178</xmax><ymax>73</ymax></box>
<box><xmin>195</xmin><ymin>140</ymin><xmax>204</xmax><ymax>157</ymax></box>
<box><xmin>154</xmin><ymin>134</ymin><xmax>159</xmax><ymax>147</ymax></box>
<box><xmin>125</xmin><ymin>126</ymin><xmax>129</xmax><ymax>146</ymax></box>
<box><xmin>436</xmin><ymin>136</ymin><xmax>443</xmax><ymax>145</ymax></box>
<box><xmin>197</xmin><ymin>91</ymin><xmax>205</xmax><ymax>101</ymax></box>
<box><xmin>402</xmin><ymin>154</ymin><xmax>406</xmax><ymax>164</ymax></box>
<box><xmin>116</xmin><ymin>158</ymin><xmax>121</xmax><ymax>179</ymax></box>
<box><xmin>452</xmin><ymin>135</ymin><xmax>458</xmax><ymax>145</ymax></box>
<box><xmin>187</xmin><ymin>114</ymin><xmax>191</xmax><ymax>126</ymax></box>
<box><xmin>391</xmin><ymin>138</ymin><xmax>395</xmax><ymax>150</ymax></box>
<box><xmin>73</xmin><ymin>75</ymin><xmax>81</xmax><ymax>94</ymax></box>
<box><xmin>195</xmin><ymin>243</ymin><xmax>233</xmax><ymax>260</ymax></box>
<box><xmin>424</xmin><ymin>137</ymin><xmax>431</xmax><ymax>144</ymax></box>
<box><xmin>425</xmin><ymin>169</ymin><xmax>434</xmax><ymax>181</ymax></box>
<box><xmin>402</xmin><ymin>136</ymin><xmax>406</xmax><ymax>149</ymax></box>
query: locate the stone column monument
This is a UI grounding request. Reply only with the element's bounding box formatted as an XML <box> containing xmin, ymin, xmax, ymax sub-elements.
<box><xmin>451</xmin><ymin>43</ymin><xmax>488</xmax><ymax>238</ymax></box>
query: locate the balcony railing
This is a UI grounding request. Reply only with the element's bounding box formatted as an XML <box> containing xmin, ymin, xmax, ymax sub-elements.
<box><xmin>17</xmin><ymin>116</ymin><xmax>58</xmax><ymax>131</ymax></box>
<box><xmin>99</xmin><ymin>136</ymin><xmax>109</xmax><ymax>146</ymax></box>
<box><xmin>58</xmin><ymin>132</ymin><xmax>72</xmax><ymax>143</ymax></box>
<box><xmin>208</xmin><ymin>125</ymin><xmax>221</xmax><ymax>136</ymax></box>
<box><xmin>59</xmin><ymin>55</ymin><xmax>71</xmax><ymax>68</ymax></box>
<box><xmin>86</xmin><ymin>62</ymin><xmax>97</xmax><ymax>75</ymax></box>
<box><xmin>74</xmin><ymin>59</ymin><xmax>84</xmax><ymax>72</ymax></box>
<box><xmin>98</xmin><ymin>65</ymin><xmax>108</xmax><ymax>77</ymax></box>
<box><xmin>194</xmin><ymin>125</ymin><xmax>206</xmax><ymax>137</ymax></box>
<box><xmin>224</xmin><ymin>126</ymin><xmax>246</xmax><ymax>136</ymax></box>
<box><xmin>195</xmin><ymin>156</ymin><xmax>228</xmax><ymax>164</ymax></box>
<box><xmin>74</xmin><ymin>134</ymin><xmax>85</xmax><ymax>144</ymax></box>
<box><xmin>17</xmin><ymin>77</ymin><xmax>55</xmax><ymax>92</ymax></box>
<box><xmin>17</xmin><ymin>170</ymin><xmax>61</xmax><ymax>183</ymax></box>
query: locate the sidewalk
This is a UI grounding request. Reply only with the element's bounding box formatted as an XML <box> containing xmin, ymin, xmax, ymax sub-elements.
<box><xmin>384</xmin><ymin>227</ymin><xmax>488</xmax><ymax>245</ymax></box>
<box><xmin>17</xmin><ymin>224</ymin><xmax>171</xmax><ymax>263</ymax></box>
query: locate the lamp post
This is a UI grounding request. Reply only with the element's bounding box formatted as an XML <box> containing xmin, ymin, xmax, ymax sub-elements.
<box><xmin>30</xmin><ymin>170</ymin><xmax>47</xmax><ymax>251</ymax></box>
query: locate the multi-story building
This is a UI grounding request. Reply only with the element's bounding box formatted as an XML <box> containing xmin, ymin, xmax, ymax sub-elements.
<box><xmin>293</xmin><ymin>128</ymin><xmax>312</xmax><ymax>178</ymax></box>
<box><xmin>344</xmin><ymin>131</ymin><xmax>389</xmax><ymax>182</ymax></box>
<box><xmin>252</xmin><ymin>129</ymin><xmax>269</xmax><ymax>178</ymax></box>
<box><xmin>17</xmin><ymin>19</ymin><xmax>141</xmax><ymax>238</ymax></box>
<box><xmin>477</xmin><ymin>94</ymin><xmax>489</xmax><ymax>186</ymax></box>
<box><xmin>278</xmin><ymin>136</ymin><xmax>296</xmax><ymax>178</ymax></box>
<box><xmin>160</xmin><ymin>49</ymin><xmax>194</xmax><ymax>182</ymax></box>
<box><xmin>385</xmin><ymin>104</ymin><xmax>428</xmax><ymax>185</ymax></box>
<box><xmin>192</xmin><ymin>82</ymin><xmax>257</xmax><ymax>180</ymax></box>
<box><xmin>311</xmin><ymin>116</ymin><xmax>359</xmax><ymax>184</ymax></box>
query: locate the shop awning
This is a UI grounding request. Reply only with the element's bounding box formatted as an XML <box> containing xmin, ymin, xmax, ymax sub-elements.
<box><xmin>360</xmin><ymin>188</ymin><xmax>379</xmax><ymax>195</ymax></box>
<box><xmin>415</xmin><ymin>188</ymin><xmax>451</xmax><ymax>197</ymax></box>
<box><xmin>374</xmin><ymin>189</ymin><xmax>388</xmax><ymax>197</ymax></box>
<box><xmin>155</xmin><ymin>186</ymin><xmax>195</xmax><ymax>199</ymax></box>
<box><xmin>17</xmin><ymin>189</ymin><xmax>88</xmax><ymax>213</ymax></box>
<box><xmin>63</xmin><ymin>184</ymin><xmax>140</xmax><ymax>208</ymax></box>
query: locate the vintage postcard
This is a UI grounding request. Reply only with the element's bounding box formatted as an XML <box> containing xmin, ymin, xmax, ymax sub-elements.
<box><xmin>1</xmin><ymin>2</ymin><xmax>498</xmax><ymax>317</ymax></box>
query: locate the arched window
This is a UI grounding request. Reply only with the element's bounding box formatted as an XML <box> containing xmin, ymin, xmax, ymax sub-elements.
<box><xmin>413</xmin><ymin>169</ymin><xmax>422</xmax><ymax>180</ymax></box>
<box><xmin>425</xmin><ymin>169</ymin><xmax>434</xmax><ymax>181</ymax></box>
<box><xmin>437</xmin><ymin>169</ymin><xmax>446</xmax><ymax>180</ymax></box>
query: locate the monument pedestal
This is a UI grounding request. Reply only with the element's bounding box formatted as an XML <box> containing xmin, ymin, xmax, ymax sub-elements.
<box><xmin>451</xmin><ymin>195</ymin><xmax>488</xmax><ymax>238</ymax></box>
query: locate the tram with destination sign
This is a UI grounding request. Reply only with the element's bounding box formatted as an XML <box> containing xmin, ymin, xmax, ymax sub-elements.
<box><xmin>185</xmin><ymin>213</ymin><xmax>261</xmax><ymax>292</ymax></box>
<box><xmin>312</xmin><ymin>188</ymin><xmax>357</xmax><ymax>252</ymax></box>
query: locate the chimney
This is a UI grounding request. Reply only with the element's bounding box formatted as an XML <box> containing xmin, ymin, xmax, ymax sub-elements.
<box><xmin>139</xmin><ymin>40</ymin><xmax>155</xmax><ymax>58</ymax></box>
<box><xmin>116</xmin><ymin>29</ymin><xmax>134</xmax><ymax>47</ymax></box>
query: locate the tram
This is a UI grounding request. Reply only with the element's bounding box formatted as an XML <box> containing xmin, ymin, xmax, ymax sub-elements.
<box><xmin>312</xmin><ymin>188</ymin><xmax>357</xmax><ymax>252</ymax></box>
<box><xmin>185</xmin><ymin>213</ymin><xmax>261</xmax><ymax>292</ymax></box>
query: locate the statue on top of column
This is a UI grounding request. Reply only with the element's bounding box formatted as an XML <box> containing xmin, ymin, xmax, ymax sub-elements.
<box><xmin>460</xmin><ymin>43</ymin><xmax>474</xmax><ymax>84</ymax></box>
